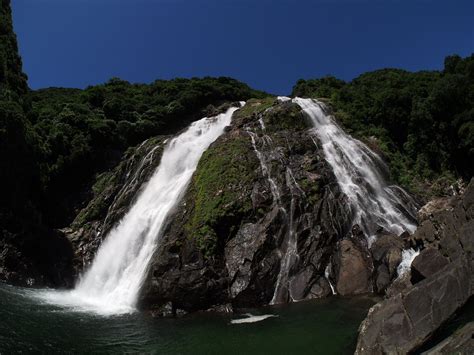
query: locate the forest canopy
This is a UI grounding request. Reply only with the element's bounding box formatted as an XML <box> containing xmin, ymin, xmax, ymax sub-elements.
<box><xmin>293</xmin><ymin>54</ymin><xmax>474</xmax><ymax>196</ymax></box>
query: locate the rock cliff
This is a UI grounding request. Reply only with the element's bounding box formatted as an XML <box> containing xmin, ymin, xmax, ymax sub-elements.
<box><xmin>356</xmin><ymin>179</ymin><xmax>474</xmax><ymax>354</ymax></box>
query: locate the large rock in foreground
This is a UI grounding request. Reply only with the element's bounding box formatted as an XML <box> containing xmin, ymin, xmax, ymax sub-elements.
<box><xmin>356</xmin><ymin>179</ymin><xmax>474</xmax><ymax>354</ymax></box>
<box><xmin>422</xmin><ymin>322</ymin><xmax>474</xmax><ymax>354</ymax></box>
<box><xmin>333</xmin><ymin>238</ymin><xmax>372</xmax><ymax>296</ymax></box>
<box><xmin>356</xmin><ymin>257</ymin><xmax>471</xmax><ymax>354</ymax></box>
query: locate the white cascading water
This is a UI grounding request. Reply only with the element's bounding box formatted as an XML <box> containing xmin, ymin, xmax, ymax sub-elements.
<box><xmin>397</xmin><ymin>248</ymin><xmax>420</xmax><ymax>277</ymax></box>
<box><xmin>291</xmin><ymin>97</ymin><xmax>417</xmax><ymax>243</ymax></box>
<box><xmin>38</xmin><ymin>106</ymin><xmax>240</xmax><ymax>315</ymax></box>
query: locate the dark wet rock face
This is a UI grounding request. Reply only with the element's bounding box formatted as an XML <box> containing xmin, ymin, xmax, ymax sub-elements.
<box><xmin>60</xmin><ymin>99</ymin><xmax>418</xmax><ymax>314</ymax></box>
<box><xmin>140</xmin><ymin>98</ymin><xmax>357</xmax><ymax>311</ymax></box>
<box><xmin>0</xmin><ymin>228</ymin><xmax>74</xmax><ymax>287</ymax></box>
<box><xmin>356</xmin><ymin>179</ymin><xmax>474</xmax><ymax>354</ymax></box>
<box><xmin>332</xmin><ymin>239</ymin><xmax>372</xmax><ymax>296</ymax></box>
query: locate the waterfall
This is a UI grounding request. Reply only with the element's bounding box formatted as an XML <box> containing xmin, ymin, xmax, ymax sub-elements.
<box><xmin>248</xmin><ymin>130</ymin><xmax>283</xmax><ymax>206</ymax></box>
<box><xmin>38</xmin><ymin>106</ymin><xmax>240</xmax><ymax>315</ymax></box>
<box><xmin>397</xmin><ymin>248</ymin><xmax>420</xmax><ymax>277</ymax></box>
<box><xmin>292</xmin><ymin>98</ymin><xmax>417</xmax><ymax>243</ymax></box>
<box><xmin>271</xmin><ymin>168</ymin><xmax>300</xmax><ymax>304</ymax></box>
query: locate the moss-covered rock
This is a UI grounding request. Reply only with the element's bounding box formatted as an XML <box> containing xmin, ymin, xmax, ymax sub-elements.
<box><xmin>185</xmin><ymin>132</ymin><xmax>259</xmax><ymax>258</ymax></box>
<box><xmin>142</xmin><ymin>99</ymin><xmax>352</xmax><ymax>311</ymax></box>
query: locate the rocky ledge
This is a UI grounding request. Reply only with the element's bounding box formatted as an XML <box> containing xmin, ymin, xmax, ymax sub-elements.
<box><xmin>356</xmin><ymin>178</ymin><xmax>474</xmax><ymax>354</ymax></box>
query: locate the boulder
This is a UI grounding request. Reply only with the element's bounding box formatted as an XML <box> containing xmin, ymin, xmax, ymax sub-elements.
<box><xmin>306</xmin><ymin>277</ymin><xmax>332</xmax><ymax>299</ymax></box>
<box><xmin>421</xmin><ymin>322</ymin><xmax>474</xmax><ymax>354</ymax></box>
<box><xmin>417</xmin><ymin>197</ymin><xmax>453</xmax><ymax>222</ymax></box>
<box><xmin>411</xmin><ymin>248</ymin><xmax>449</xmax><ymax>283</ymax></box>
<box><xmin>333</xmin><ymin>239</ymin><xmax>371</xmax><ymax>296</ymax></box>
<box><xmin>370</xmin><ymin>234</ymin><xmax>406</xmax><ymax>294</ymax></box>
<box><xmin>356</xmin><ymin>178</ymin><xmax>474</xmax><ymax>354</ymax></box>
<box><xmin>356</xmin><ymin>257</ymin><xmax>471</xmax><ymax>354</ymax></box>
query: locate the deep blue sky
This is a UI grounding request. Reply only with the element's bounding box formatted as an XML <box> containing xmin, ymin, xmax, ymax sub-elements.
<box><xmin>12</xmin><ymin>0</ymin><xmax>474</xmax><ymax>95</ymax></box>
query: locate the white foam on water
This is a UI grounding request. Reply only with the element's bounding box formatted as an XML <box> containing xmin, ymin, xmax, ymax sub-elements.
<box><xmin>230</xmin><ymin>314</ymin><xmax>278</xmax><ymax>324</ymax></box>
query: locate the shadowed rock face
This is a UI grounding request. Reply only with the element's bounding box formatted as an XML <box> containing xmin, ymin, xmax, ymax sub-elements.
<box><xmin>411</xmin><ymin>248</ymin><xmax>449</xmax><ymax>283</ymax></box>
<box><xmin>356</xmin><ymin>179</ymin><xmax>474</xmax><ymax>354</ymax></box>
<box><xmin>332</xmin><ymin>239</ymin><xmax>372</xmax><ymax>296</ymax></box>
<box><xmin>422</xmin><ymin>322</ymin><xmax>474</xmax><ymax>354</ymax></box>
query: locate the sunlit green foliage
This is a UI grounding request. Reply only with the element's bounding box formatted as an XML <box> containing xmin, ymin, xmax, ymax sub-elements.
<box><xmin>26</xmin><ymin>77</ymin><xmax>267</xmax><ymax>225</ymax></box>
<box><xmin>185</xmin><ymin>135</ymin><xmax>258</xmax><ymax>258</ymax></box>
<box><xmin>293</xmin><ymin>54</ymin><xmax>474</xmax><ymax>197</ymax></box>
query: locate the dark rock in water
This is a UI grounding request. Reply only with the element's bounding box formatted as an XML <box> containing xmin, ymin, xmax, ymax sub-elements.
<box><xmin>305</xmin><ymin>277</ymin><xmax>332</xmax><ymax>299</ymax></box>
<box><xmin>205</xmin><ymin>303</ymin><xmax>233</xmax><ymax>313</ymax></box>
<box><xmin>289</xmin><ymin>267</ymin><xmax>323</xmax><ymax>300</ymax></box>
<box><xmin>150</xmin><ymin>302</ymin><xmax>174</xmax><ymax>317</ymax></box>
<box><xmin>411</xmin><ymin>248</ymin><xmax>449</xmax><ymax>284</ymax></box>
<box><xmin>333</xmin><ymin>239</ymin><xmax>371</xmax><ymax>296</ymax></box>
<box><xmin>421</xmin><ymin>322</ymin><xmax>474</xmax><ymax>354</ymax></box>
<box><xmin>356</xmin><ymin>178</ymin><xmax>474</xmax><ymax>354</ymax></box>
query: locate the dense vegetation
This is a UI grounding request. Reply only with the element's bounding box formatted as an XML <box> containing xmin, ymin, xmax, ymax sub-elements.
<box><xmin>1</xmin><ymin>0</ymin><xmax>473</xmax><ymax>254</ymax></box>
<box><xmin>27</xmin><ymin>78</ymin><xmax>266</xmax><ymax>225</ymax></box>
<box><xmin>0</xmin><ymin>0</ymin><xmax>37</xmax><ymax>237</ymax></box>
<box><xmin>293</xmin><ymin>55</ymin><xmax>474</xmax><ymax>198</ymax></box>
<box><xmin>0</xmin><ymin>2</ymin><xmax>267</xmax><ymax>241</ymax></box>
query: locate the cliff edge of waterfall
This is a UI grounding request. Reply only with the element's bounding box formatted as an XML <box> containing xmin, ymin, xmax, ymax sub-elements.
<box><xmin>59</xmin><ymin>98</ymin><xmax>418</xmax><ymax>313</ymax></box>
<box><xmin>55</xmin><ymin>97</ymin><xmax>473</xmax><ymax>352</ymax></box>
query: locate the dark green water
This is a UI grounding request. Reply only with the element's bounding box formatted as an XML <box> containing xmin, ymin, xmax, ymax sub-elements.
<box><xmin>0</xmin><ymin>284</ymin><xmax>375</xmax><ymax>354</ymax></box>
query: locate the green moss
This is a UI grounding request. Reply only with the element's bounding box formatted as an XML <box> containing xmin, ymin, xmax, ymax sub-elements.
<box><xmin>185</xmin><ymin>135</ymin><xmax>258</xmax><ymax>258</ymax></box>
<box><xmin>263</xmin><ymin>103</ymin><xmax>310</xmax><ymax>132</ymax></box>
<box><xmin>234</xmin><ymin>97</ymin><xmax>275</xmax><ymax>121</ymax></box>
